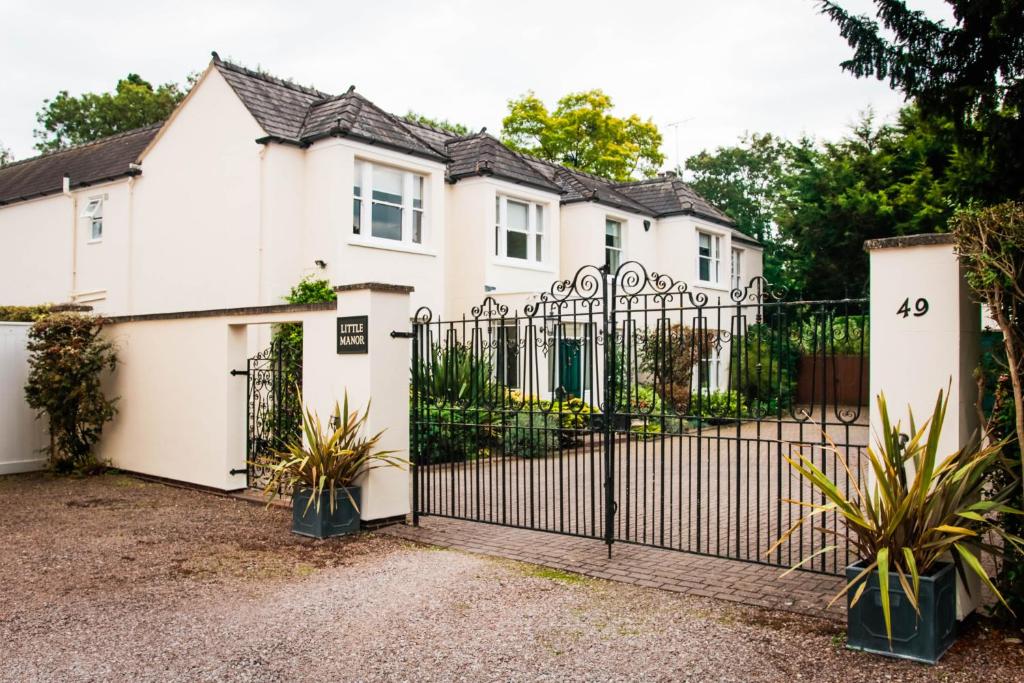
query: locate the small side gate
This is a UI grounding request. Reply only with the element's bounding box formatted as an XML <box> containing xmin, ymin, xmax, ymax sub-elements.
<box><xmin>410</xmin><ymin>262</ymin><xmax>869</xmax><ymax>576</ymax></box>
<box><xmin>241</xmin><ymin>339</ymin><xmax>302</xmax><ymax>491</ymax></box>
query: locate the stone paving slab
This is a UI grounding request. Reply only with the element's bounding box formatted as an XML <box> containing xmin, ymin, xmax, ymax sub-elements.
<box><xmin>381</xmin><ymin>516</ymin><xmax>847</xmax><ymax>622</ymax></box>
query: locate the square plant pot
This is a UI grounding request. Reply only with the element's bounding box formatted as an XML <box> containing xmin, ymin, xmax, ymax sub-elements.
<box><xmin>291</xmin><ymin>486</ymin><xmax>361</xmax><ymax>539</ymax></box>
<box><xmin>845</xmin><ymin>560</ymin><xmax>957</xmax><ymax>664</ymax></box>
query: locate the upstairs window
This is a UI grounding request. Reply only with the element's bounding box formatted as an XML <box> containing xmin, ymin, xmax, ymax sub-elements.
<box><xmin>495</xmin><ymin>195</ymin><xmax>545</xmax><ymax>263</ymax></box>
<box><xmin>731</xmin><ymin>247</ymin><xmax>742</xmax><ymax>290</ymax></box>
<box><xmin>605</xmin><ymin>219</ymin><xmax>622</xmax><ymax>273</ymax></box>
<box><xmin>353</xmin><ymin>160</ymin><xmax>426</xmax><ymax>244</ymax></box>
<box><xmin>697</xmin><ymin>230</ymin><xmax>721</xmax><ymax>284</ymax></box>
<box><xmin>81</xmin><ymin>198</ymin><xmax>103</xmax><ymax>241</ymax></box>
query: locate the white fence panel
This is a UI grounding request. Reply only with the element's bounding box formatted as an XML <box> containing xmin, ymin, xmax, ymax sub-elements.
<box><xmin>0</xmin><ymin>323</ymin><xmax>46</xmax><ymax>474</ymax></box>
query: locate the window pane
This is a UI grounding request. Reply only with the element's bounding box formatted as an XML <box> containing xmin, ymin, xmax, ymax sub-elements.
<box><xmin>91</xmin><ymin>219</ymin><xmax>102</xmax><ymax>240</ymax></box>
<box><xmin>353</xmin><ymin>198</ymin><xmax>361</xmax><ymax>235</ymax></box>
<box><xmin>412</xmin><ymin>210</ymin><xmax>423</xmax><ymax>244</ymax></box>
<box><xmin>605</xmin><ymin>220</ymin><xmax>621</xmax><ymax>247</ymax></box>
<box><xmin>699</xmin><ymin>232</ymin><xmax>711</xmax><ymax>257</ymax></box>
<box><xmin>535</xmin><ymin>234</ymin><xmax>543</xmax><ymax>262</ymax></box>
<box><xmin>354</xmin><ymin>161</ymin><xmax>363</xmax><ymax>194</ymax></box>
<box><xmin>372</xmin><ymin>166</ymin><xmax>403</xmax><ymax>204</ymax></box>
<box><xmin>606</xmin><ymin>246</ymin><xmax>621</xmax><ymax>272</ymax></box>
<box><xmin>413</xmin><ymin>175</ymin><xmax>424</xmax><ymax>209</ymax></box>
<box><xmin>371</xmin><ymin>203</ymin><xmax>402</xmax><ymax>240</ymax></box>
<box><xmin>507</xmin><ymin>200</ymin><xmax>528</xmax><ymax>231</ymax></box>
<box><xmin>699</xmin><ymin>257</ymin><xmax>710</xmax><ymax>281</ymax></box>
<box><xmin>536</xmin><ymin>205</ymin><xmax>544</xmax><ymax>233</ymax></box>
<box><xmin>507</xmin><ymin>230</ymin><xmax>527</xmax><ymax>259</ymax></box>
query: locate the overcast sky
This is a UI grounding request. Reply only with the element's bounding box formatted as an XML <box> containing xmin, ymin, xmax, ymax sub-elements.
<box><xmin>1</xmin><ymin>0</ymin><xmax>954</xmax><ymax>168</ymax></box>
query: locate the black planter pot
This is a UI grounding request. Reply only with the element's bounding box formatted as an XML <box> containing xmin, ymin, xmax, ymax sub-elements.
<box><xmin>845</xmin><ymin>560</ymin><xmax>957</xmax><ymax>664</ymax></box>
<box><xmin>291</xmin><ymin>486</ymin><xmax>361</xmax><ymax>539</ymax></box>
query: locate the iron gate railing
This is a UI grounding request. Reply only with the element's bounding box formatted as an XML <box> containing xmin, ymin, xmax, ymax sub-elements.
<box><xmin>411</xmin><ymin>262</ymin><xmax>869</xmax><ymax>575</ymax></box>
<box><xmin>245</xmin><ymin>339</ymin><xmax>302</xmax><ymax>491</ymax></box>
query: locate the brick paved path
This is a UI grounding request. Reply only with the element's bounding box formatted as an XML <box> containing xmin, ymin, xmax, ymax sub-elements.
<box><xmin>417</xmin><ymin>413</ymin><xmax>869</xmax><ymax>575</ymax></box>
<box><xmin>382</xmin><ymin>516</ymin><xmax>847</xmax><ymax>620</ymax></box>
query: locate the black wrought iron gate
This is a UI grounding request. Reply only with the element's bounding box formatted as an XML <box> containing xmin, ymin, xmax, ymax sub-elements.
<box><xmin>242</xmin><ymin>339</ymin><xmax>302</xmax><ymax>490</ymax></box>
<box><xmin>411</xmin><ymin>263</ymin><xmax>869</xmax><ymax>575</ymax></box>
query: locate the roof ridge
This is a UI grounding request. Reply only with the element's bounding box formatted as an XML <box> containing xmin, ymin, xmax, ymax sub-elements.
<box><xmin>400</xmin><ymin>116</ymin><xmax>459</xmax><ymax>138</ymax></box>
<box><xmin>371</xmin><ymin>100</ymin><xmax>449</xmax><ymax>159</ymax></box>
<box><xmin>212</xmin><ymin>53</ymin><xmax>331</xmax><ymax>99</ymax></box>
<box><xmin>0</xmin><ymin>123</ymin><xmax>163</xmax><ymax>171</ymax></box>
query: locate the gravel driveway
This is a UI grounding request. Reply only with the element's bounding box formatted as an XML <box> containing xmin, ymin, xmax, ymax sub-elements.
<box><xmin>1</xmin><ymin>473</ymin><xmax>1021</xmax><ymax>682</ymax></box>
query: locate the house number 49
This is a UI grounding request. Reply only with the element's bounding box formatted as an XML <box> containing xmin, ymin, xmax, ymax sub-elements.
<box><xmin>897</xmin><ymin>297</ymin><xmax>929</xmax><ymax>318</ymax></box>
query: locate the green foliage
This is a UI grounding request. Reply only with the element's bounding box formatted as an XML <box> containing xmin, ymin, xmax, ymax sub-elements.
<box><xmin>635</xmin><ymin>324</ymin><xmax>711</xmax><ymax>411</ymax></box>
<box><xmin>697</xmin><ymin>390</ymin><xmax>748</xmax><ymax>421</ymax></box>
<box><xmin>686</xmin><ymin>133</ymin><xmax>794</xmax><ymax>284</ymax></box>
<box><xmin>416</xmin><ymin>344</ymin><xmax>496</xmax><ymax>406</ymax></box>
<box><xmin>729</xmin><ymin>325</ymin><xmax>799</xmax><ymax>414</ymax></box>
<box><xmin>501</xmin><ymin>89</ymin><xmax>665</xmax><ymax>181</ymax></box>
<box><xmin>34</xmin><ymin>73</ymin><xmax>191</xmax><ymax>152</ymax></box>
<box><xmin>0</xmin><ymin>141</ymin><xmax>11</xmax><ymax>167</ymax></box>
<box><xmin>797</xmin><ymin>315</ymin><xmax>870</xmax><ymax>355</ymax></box>
<box><xmin>0</xmin><ymin>304</ymin><xmax>59</xmax><ymax>322</ymax></box>
<box><xmin>953</xmin><ymin>201</ymin><xmax>1024</xmax><ymax>624</ymax></box>
<box><xmin>501</xmin><ymin>411</ymin><xmax>562</xmax><ymax>459</ymax></box>
<box><xmin>284</xmin><ymin>276</ymin><xmax>335</xmax><ymax>305</ymax></box>
<box><xmin>404</xmin><ymin>111</ymin><xmax>471</xmax><ymax>136</ymax></box>
<box><xmin>258</xmin><ymin>393</ymin><xmax>406</xmax><ymax>513</ymax></box>
<box><xmin>819</xmin><ymin>0</ymin><xmax>1024</xmax><ymax>204</ymax></box>
<box><xmin>23</xmin><ymin>313</ymin><xmax>118</xmax><ymax>473</ymax></box>
<box><xmin>417</xmin><ymin>406</ymin><xmax>499</xmax><ymax>464</ymax></box>
<box><xmin>770</xmin><ymin>390</ymin><xmax>1024</xmax><ymax>644</ymax></box>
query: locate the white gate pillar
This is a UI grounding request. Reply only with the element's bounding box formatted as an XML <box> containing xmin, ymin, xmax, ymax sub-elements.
<box><xmin>301</xmin><ymin>283</ymin><xmax>413</xmax><ymax>522</ymax></box>
<box><xmin>865</xmin><ymin>233</ymin><xmax>981</xmax><ymax>618</ymax></box>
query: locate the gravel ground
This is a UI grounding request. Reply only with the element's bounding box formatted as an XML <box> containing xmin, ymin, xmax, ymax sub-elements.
<box><xmin>1</xmin><ymin>473</ymin><xmax>1022</xmax><ymax>682</ymax></box>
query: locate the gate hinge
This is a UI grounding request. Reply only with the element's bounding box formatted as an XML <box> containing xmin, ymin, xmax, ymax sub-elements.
<box><xmin>228</xmin><ymin>468</ymin><xmax>247</xmax><ymax>476</ymax></box>
<box><xmin>390</xmin><ymin>330</ymin><xmax>415</xmax><ymax>339</ymax></box>
<box><xmin>230</xmin><ymin>369</ymin><xmax>248</xmax><ymax>376</ymax></box>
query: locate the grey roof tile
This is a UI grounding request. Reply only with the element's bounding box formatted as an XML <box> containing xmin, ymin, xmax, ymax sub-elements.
<box><xmin>214</xmin><ymin>56</ymin><xmax>326</xmax><ymax>142</ymax></box>
<box><xmin>446</xmin><ymin>133</ymin><xmax>562</xmax><ymax>194</ymax></box>
<box><xmin>0</xmin><ymin>124</ymin><xmax>160</xmax><ymax>206</ymax></box>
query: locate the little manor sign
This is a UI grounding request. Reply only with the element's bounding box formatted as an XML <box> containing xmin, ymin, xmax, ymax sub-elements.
<box><xmin>336</xmin><ymin>316</ymin><xmax>369</xmax><ymax>354</ymax></box>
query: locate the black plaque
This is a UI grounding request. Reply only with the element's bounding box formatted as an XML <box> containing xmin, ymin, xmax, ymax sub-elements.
<box><xmin>336</xmin><ymin>315</ymin><xmax>369</xmax><ymax>354</ymax></box>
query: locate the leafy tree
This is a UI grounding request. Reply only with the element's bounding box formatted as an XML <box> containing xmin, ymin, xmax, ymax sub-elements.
<box><xmin>404</xmin><ymin>111</ymin><xmax>470</xmax><ymax>136</ymax></box>
<box><xmin>501</xmin><ymin>90</ymin><xmax>665</xmax><ymax>181</ymax></box>
<box><xmin>685</xmin><ymin>133</ymin><xmax>794</xmax><ymax>285</ymax></box>
<box><xmin>819</xmin><ymin>0</ymin><xmax>1024</xmax><ymax>203</ymax></box>
<box><xmin>24</xmin><ymin>313</ymin><xmax>118</xmax><ymax>473</ymax></box>
<box><xmin>775</xmin><ymin>108</ymin><xmax>956</xmax><ymax>298</ymax></box>
<box><xmin>34</xmin><ymin>73</ymin><xmax>189</xmax><ymax>152</ymax></box>
<box><xmin>0</xmin><ymin>141</ymin><xmax>12</xmax><ymax>167</ymax></box>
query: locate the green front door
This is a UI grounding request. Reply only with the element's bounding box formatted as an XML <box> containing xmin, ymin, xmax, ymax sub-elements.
<box><xmin>558</xmin><ymin>339</ymin><xmax>582</xmax><ymax>397</ymax></box>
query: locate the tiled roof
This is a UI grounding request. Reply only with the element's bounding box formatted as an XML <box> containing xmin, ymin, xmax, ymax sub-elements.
<box><xmin>0</xmin><ymin>124</ymin><xmax>160</xmax><ymax>206</ymax></box>
<box><xmin>0</xmin><ymin>54</ymin><xmax>743</xmax><ymax>241</ymax></box>
<box><xmin>301</xmin><ymin>91</ymin><xmax>446</xmax><ymax>161</ymax></box>
<box><xmin>446</xmin><ymin>133</ymin><xmax>563</xmax><ymax>194</ymax></box>
<box><xmin>614</xmin><ymin>176</ymin><xmax>736</xmax><ymax>226</ymax></box>
<box><xmin>214</xmin><ymin>55</ymin><xmax>327</xmax><ymax>142</ymax></box>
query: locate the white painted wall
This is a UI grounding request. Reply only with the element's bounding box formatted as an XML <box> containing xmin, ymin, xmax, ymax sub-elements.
<box><xmin>0</xmin><ymin>194</ymin><xmax>74</xmax><ymax>306</ymax></box>
<box><xmin>130</xmin><ymin>67</ymin><xmax>265</xmax><ymax>313</ymax></box>
<box><xmin>0</xmin><ymin>324</ymin><xmax>46</xmax><ymax>474</ymax></box>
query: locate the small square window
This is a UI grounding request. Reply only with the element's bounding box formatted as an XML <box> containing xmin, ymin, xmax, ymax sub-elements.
<box><xmin>81</xmin><ymin>198</ymin><xmax>103</xmax><ymax>241</ymax></box>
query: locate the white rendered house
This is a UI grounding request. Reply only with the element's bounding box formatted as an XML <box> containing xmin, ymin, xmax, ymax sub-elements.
<box><xmin>0</xmin><ymin>54</ymin><xmax>761</xmax><ymax>327</ymax></box>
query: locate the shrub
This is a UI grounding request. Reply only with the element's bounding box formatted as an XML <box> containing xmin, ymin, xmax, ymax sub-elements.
<box><xmin>0</xmin><ymin>304</ymin><xmax>91</xmax><ymax>322</ymax></box>
<box><xmin>417</xmin><ymin>344</ymin><xmax>496</xmax><ymax>406</ymax></box>
<box><xmin>501</xmin><ymin>411</ymin><xmax>561</xmax><ymax>459</ymax></box>
<box><xmin>417</xmin><ymin>406</ymin><xmax>499</xmax><ymax>464</ymax></box>
<box><xmin>697</xmin><ymin>390</ymin><xmax>748</xmax><ymax>420</ymax></box>
<box><xmin>24</xmin><ymin>313</ymin><xmax>118</xmax><ymax>473</ymax></box>
<box><xmin>729</xmin><ymin>324</ymin><xmax>799</xmax><ymax>414</ymax></box>
<box><xmin>636</xmin><ymin>323</ymin><xmax>714</xmax><ymax>411</ymax></box>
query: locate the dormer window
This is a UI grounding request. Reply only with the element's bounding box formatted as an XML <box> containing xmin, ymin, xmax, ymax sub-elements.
<box><xmin>353</xmin><ymin>160</ymin><xmax>425</xmax><ymax>244</ymax></box>
<box><xmin>81</xmin><ymin>198</ymin><xmax>103</xmax><ymax>241</ymax></box>
<box><xmin>495</xmin><ymin>195</ymin><xmax>544</xmax><ymax>263</ymax></box>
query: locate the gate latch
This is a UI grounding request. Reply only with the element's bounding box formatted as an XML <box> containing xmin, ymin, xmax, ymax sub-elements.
<box><xmin>228</xmin><ymin>468</ymin><xmax>247</xmax><ymax>476</ymax></box>
<box><xmin>230</xmin><ymin>369</ymin><xmax>248</xmax><ymax>376</ymax></box>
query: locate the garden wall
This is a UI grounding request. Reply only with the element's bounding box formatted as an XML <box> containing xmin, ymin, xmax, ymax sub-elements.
<box><xmin>0</xmin><ymin>323</ymin><xmax>46</xmax><ymax>474</ymax></box>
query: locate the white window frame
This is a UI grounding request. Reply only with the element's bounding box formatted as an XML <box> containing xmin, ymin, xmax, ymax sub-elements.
<box><xmin>81</xmin><ymin>197</ymin><xmax>103</xmax><ymax>242</ymax></box>
<box><xmin>352</xmin><ymin>159</ymin><xmax>427</xmax><ymax>246</ymax></box>
<box><xmin>696</xmin><ymin>229</ymin><xmax>722</xmax><ymax>286</ymax></box>
<box><xmin>731</xmin><ymin>246</ymin><xmax>743</xmax><ymax>290</ymax></box>
<box><xmin>605</xmin><ymin>218</ymin><xmax>624</xmax><ymax>273</ymax></box>
<box><xmin>495</xmin><ymin>194</ymin><xmax>546</xmax><ymax>264</ymax></box>
<box><xmin>699</xmin><ymin>351</ymin><xmax>722</xmax><ymax>392</ymax></box>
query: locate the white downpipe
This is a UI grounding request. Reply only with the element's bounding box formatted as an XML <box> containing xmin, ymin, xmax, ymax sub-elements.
<box><xmin>63</xmin><ymin>175</ymin><xmax>77</xmax><ymax>301</ymax></box>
